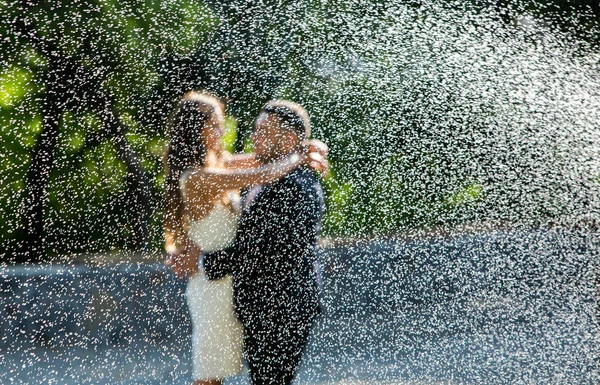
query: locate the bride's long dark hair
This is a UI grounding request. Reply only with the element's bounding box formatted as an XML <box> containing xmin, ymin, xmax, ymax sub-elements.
<box><xmin>163</xmin><ymin>91</ymin><xmax>222</xmax><ymax>248</ymax></box>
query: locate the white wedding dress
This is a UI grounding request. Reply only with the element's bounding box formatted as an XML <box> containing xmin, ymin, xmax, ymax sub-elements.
<box><xmin>181</xmin><ymin>175</ymin><xmax>244</xmax><ymax>380</ymax></box>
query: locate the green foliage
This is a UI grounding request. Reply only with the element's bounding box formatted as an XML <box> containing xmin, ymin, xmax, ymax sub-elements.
<box><xmin>0</xmin><ymin>0</ymin><xmax>219</xmax><ymax>259</ymax></box>
<box><xmin>321</xmin><ymin>168</ymin><xmax>353</xmax><ymax>235</ymax></box>
<box><xmin>0</xmin><ymin>67</ymin><xmax>32</xmax><ymax>108</ymax></box>
<box><xmin>446</xmin><ymin>183</ymin><xmax>483</xmax><ymax>208</ymax></box>
<box><xmin>1</xmin><ymin>0</ymin><xmax>599</xmax><ymax>260</ymax></box>
<box><xmin>222</xmin><ymin>116</ymin><xmax>238</xmax><ymax>154</ymax></box>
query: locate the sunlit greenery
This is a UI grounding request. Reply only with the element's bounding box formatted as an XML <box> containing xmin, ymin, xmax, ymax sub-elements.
<box><xmin>1</xmin><ymin>0</ymin><xmax>598</xmax><ymax>262</ymax></box>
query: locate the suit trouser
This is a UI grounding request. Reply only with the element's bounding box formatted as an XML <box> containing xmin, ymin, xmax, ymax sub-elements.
<box><xmin>243</xmin><ymin>315</ymin><xmax>313</xmax><ymax>385</ymax></box>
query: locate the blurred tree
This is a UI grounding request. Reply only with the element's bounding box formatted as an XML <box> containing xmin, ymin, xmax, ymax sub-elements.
<box><xmin>1</xmin><ymin>0</ymin><xmax>598</xmax><ymax>263</ymax></box>
<box><xmin>1</xmin><ymin>0</ymin><xmax>218</xmax><ymax>262</ymax></box>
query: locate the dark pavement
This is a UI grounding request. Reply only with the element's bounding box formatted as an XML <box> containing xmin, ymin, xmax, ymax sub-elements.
<box><xmin>1</xmin><ymin>229</ymin><xmax>598</xmax><ymax>384</ymax></box>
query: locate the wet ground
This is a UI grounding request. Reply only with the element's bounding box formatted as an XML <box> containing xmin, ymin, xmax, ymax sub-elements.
<box><xmin>1</xmin><ymin>228</ymin><xmax>598</xmax><ymax>384</ymax></box>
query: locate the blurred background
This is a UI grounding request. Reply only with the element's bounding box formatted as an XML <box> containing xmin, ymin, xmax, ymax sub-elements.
<box><xmin>2</xmin><ymin>0</ymin><xmax>600</xmax><ymax>264</ymax></box>
<box><xmin>2</xmin><ymin>1</ymin><xmax>600</xmax><ymax>384</ymax></box>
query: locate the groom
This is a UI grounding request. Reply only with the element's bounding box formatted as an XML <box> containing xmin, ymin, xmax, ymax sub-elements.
<box><xmin>202</xmin><ymin>100</ymin><xmax>325</xmax><ymax>385</ymax></box>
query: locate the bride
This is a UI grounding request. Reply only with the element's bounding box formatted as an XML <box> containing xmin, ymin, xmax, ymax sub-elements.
<box><xmin>163</xmin><ymin>91</ymin><xmax>327</xmax><ymax>385</ymax></box>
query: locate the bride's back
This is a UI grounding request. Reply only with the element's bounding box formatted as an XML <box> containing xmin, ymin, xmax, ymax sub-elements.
<box><xmin>180</xmin><ymin>170</ymin><xmax>240</xmax><ymax>252</ymax></box>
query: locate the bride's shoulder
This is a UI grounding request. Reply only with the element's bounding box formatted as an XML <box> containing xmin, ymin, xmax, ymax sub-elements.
<box><xmin>191</xmin><ymin>154</ymin><xmax>229</xmax><ymax>177</ymax></box>
<box><xmin>180</xmin><ymin>168</ymin><xmax>220</xmax><ymax>206</ymax></box>
<box><xmin>182</xmin><ymin>164</ymin><xmax>223</xmax><ymax>186</ymax></box>
<box><xmin>220</xmin><ymin>150</ymin><xmax>234</xmax><ymax>162</ymax></box>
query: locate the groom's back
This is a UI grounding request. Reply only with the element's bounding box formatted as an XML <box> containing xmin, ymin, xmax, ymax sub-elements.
<box><xmin>235</xmin><ymin>167</ymin><xmax>324</xmax><ymax>321</ymax></box>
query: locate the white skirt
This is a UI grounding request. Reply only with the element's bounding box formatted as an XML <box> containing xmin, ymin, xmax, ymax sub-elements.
<box><xmin>186</xmin><ymin>271</ymin><xmax>243</xmax><ymax>380</ymax></box>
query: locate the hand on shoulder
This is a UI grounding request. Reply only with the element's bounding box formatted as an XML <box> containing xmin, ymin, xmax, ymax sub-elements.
<box><xmin>301</xmin><ymin>139</ymin><xmax>329</xmax><ymax>178</ymax></box>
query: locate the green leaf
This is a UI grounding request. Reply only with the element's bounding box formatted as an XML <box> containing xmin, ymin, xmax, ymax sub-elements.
<box><xmin>0</xmin><ymin>67</ymin><xmax>32</xmax><ymax>109</ymax></box>
<box><xmin>222</xmin><ymin>116</ymin><xmax>238</xmax><ymax>153</ymax></box>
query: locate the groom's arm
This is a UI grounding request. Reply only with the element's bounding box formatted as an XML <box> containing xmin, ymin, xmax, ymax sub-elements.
<box><xmin>202</xmin><ymin>246</ymin><xmax>237</xmax><ymax>281</ymax></box>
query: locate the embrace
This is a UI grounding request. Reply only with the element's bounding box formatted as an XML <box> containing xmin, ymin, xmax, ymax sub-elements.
<box><xmin>163</xmin><ymin>92</ymin><xmax>329</xmax><ymax>385</ymax></box>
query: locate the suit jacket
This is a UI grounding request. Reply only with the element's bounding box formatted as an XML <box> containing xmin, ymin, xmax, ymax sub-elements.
<box><xmin>203</xmin><ymin>167</ymin><xmax>325</xmax><ymax>326</ymax></box>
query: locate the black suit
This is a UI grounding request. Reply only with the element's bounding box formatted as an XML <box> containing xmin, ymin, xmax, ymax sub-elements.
<box><xmin>203</xmin><ymin>167</ymin><xmax>324</xmax><ymax>385</ymax></box>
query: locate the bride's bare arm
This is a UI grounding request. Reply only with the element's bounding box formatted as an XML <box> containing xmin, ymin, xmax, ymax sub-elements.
<box><xmin>185</xmin><ymin>154</ymin><xmax>304</xmax><ymax>195</ymax></box>
<box><xmin>163</xmin><ymin>201</ymin><xmax>187</xmax><ymax>254</ymax></box>
<box><xmin>221</xmin><ymin>139</ymin><xmax>328</xmax><ymax>170</ymax></box>
<box><xmin>222</xmin><ymin>153</ymin><xmax>260</xmax><ymax>170</ymax></box>
<box><xmin>164</xmin><ymin>228</ymin><xmax>184</xmax><ymax>254</ymax></box>
<box><xmin>164</xmin><ymin>234</ymin><xmax>201</xmax><ymax>279</ymax></box>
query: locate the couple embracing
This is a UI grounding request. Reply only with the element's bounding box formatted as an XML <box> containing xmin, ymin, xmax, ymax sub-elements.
<box><xmin>164</xmin><ymin>92</ymin><xmax>328</xmax><ymax>385</ymax></box>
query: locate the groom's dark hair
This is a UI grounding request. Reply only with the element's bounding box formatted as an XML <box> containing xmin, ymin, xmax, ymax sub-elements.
<box><xmin>260</xmin><ymin>100</ymin><xmax>310</xmax><ymax>140</ymax></box>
